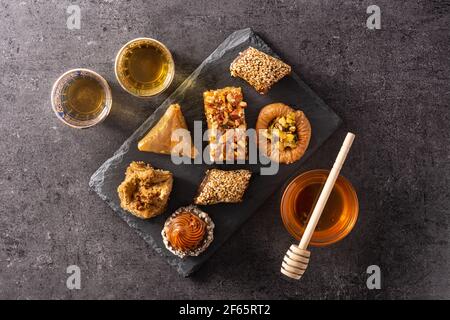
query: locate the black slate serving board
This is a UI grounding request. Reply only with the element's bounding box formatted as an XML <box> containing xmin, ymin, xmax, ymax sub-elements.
<box><xmin>89</xmin><ymin>28</ymin><xmax>342</xmax><ymax>276</ymax></box>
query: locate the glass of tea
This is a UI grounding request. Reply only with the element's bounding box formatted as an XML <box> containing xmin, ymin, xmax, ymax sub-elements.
<box><xmin>280</xmin><ymin>169</ymin><xmax>358</xmax><ymax>246</ymax></box>
<box><xmin>115</xmin><ymin>38</ymin><xmax>175</xmax><ymax>97</ymax></box>
<box><xmin>51</xmin><ymin>69</ymin><xmax>112</xmax><ymax>128</ymax></box>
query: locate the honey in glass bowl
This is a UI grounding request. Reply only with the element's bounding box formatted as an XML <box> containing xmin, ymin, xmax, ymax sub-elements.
<box><xmin>280</xmin><ymin>169</ymin><xmax>358</xmax><ymax>246</ymax></box>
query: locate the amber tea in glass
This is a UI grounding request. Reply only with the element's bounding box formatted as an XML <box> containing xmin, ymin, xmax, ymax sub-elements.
<box><xmin>64</xmin><ymin>77</ymin><xmax>104</xmax><ymax>117</ymax></box>
<box><xmin>51</xmin><ymin>69</ymin><xmax>112</xmax><ymax>128</ymax></box>
<box><xmin>280</xmin><ymin>169</ymin><xmax>358</xmax><ymax>246</ymax></box>
<box><xmin>115</xmin><ymin>38</ymin><xmax>175</xmax><ymax>97</ymax></box>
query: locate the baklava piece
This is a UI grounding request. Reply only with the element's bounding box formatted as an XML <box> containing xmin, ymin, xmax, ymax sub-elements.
<box><xmin>230</xmin><ymin>47</ymin><xmax>291</xmax><ymax>94</ymax></box>
<box><xmin>203</xmin><ymin>87</ymin><xmax>247</xmax><ymax>162</ymax></box>
<box><xmin>138</xmin><ymin>104</ymin><xmax>198</xmax><ymax>158</ymax></box>
<box><xmin>117</xmin><ymin>161</ymin><xmax>173</xmax><ymax>219</ymax></box>
<box><xmin>162</xmin><ymin>205</ymin><xmax>214</xmax><ymax>258</ymax></box>
<box><xmin>256</xmin><ymin>103</ymin><xmax>311</xmax><ymax>164</ymax></box>
<box><xmin>194</xmin><ymin>169</ymin><xmax>252</xmax><ymax>205</ymax></box>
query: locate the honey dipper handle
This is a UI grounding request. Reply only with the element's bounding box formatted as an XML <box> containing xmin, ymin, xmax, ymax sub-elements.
<box><xmin>298</xmin><ymin>132</ymin><xmax>355</xmax><ymax>250</ymax></box>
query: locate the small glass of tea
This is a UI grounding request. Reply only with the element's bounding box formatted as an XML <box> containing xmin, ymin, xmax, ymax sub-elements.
<box><xmin>280</xmin><ymin>169</ymin><xmax>358</xmax><ymax>246</ymax></box>
<box><xmin>51</xmin><ymin>69</ymin><xmax>112</xmax><ymax>129</ymax></box>
<box><xmin>114</xmin><ymin>38</ymin><xmax>175</xmax><ymax>98</ymax></box>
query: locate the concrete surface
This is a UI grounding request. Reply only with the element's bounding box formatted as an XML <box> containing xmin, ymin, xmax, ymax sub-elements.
<box><xmin>0</xmin><ymin>0</ymin><xmax>448</xmax><ymax>299</ymax></box>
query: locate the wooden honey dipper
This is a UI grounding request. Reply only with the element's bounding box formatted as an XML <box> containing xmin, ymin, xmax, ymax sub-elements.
<box><xmin>281</xmin><ymin>132</ymin><xmax>356</xmax><ymax>280</ymax></box>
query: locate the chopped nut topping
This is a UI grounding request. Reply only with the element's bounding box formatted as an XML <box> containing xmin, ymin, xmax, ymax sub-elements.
<box><xmin>264</xmin><ymin>112</ymin><xmax>299</xmax><ymax>150</ymax></box>
<box><xmin>203</xmin><ymin>87</ymin><xmax>247</xmax><ymax>161</ymax></box>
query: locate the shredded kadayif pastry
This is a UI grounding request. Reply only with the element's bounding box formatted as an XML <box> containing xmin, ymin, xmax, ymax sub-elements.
<box><xmin>117</xmin><ymin>161</ymin><xmax>173</xmax><ymax>219</ymax></box>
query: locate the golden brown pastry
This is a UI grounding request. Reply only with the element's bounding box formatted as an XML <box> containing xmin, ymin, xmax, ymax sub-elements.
<box><xmin>117</xmin><ymin>161</ymin><xmax>173</xmax><ymax>219</ymax></box>
<box><xmin>166</xmin><ymin>213</ymin><xmax>206</xmax><ymax>251</ymax></box>
<box><xmin>194</xmin><ymin>169</ymin><xmax>252</xmax><ymax>205</ymax></box>
<box><xmin>138</xmin><ymin>104</ymin><xmax>197</xmax><ymax>158</ymax></box>
<box><xmin>203</xmin><ymin>87</ymin><xmax>247</xmax><ymax>162</ymax></box>
<box><xmin>162</xmin><ymin>205</ymin><xmax>214</xmax><ymax>258</ymax></box>
<box><xmin>230</xmin><ymin>47</ymin><xmax>291</xmax><ymax>94</ymax></box>
<box><xmin>256</xmin><ymin>103</ymin><xmax>311</xmax><ymax>164</ymax></box>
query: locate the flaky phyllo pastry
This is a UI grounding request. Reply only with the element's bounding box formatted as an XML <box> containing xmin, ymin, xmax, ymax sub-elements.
<box><xmin>138</xmin><ymin>104</ymin><xmax>198</xmax><ymax>158</ymax></box>
<box><xmin>256</xmin><ymin>103</ymin><xmax>311</xmax><ymax>164</ymax></box>
<box><xmin>203</xmin><ymin>87</ymin><xmax>248</xmax><ymax>162</ymax></box>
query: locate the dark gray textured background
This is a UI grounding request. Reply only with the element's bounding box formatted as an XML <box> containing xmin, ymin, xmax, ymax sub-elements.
<box><xmin>0</xmin><ymin>0</ymin><xmax>448</xmax><ymax>299</ymax></box>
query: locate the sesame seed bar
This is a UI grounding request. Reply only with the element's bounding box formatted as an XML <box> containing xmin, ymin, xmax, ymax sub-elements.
<box><xmin>230</xmin><ymin>47</ymin><xmax>291</xmax><ymax>94</ymax></box>
<box><xmin>194</xmin><ymin>169</ymin><xmax>252</xmax><ymax>205</ymax></box>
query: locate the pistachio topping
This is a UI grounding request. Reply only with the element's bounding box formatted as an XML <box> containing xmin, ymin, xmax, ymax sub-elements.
<box><xmin>265</xmin><ymin>111</ymin><xmax>299</xmax><ymax>150</ymax></box>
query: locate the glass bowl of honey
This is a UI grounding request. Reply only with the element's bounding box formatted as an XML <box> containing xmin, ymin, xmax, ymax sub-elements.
<box><xmin>280</xmin><ymin>169</ymin><xmax>358</xmax><ymax>246</ymax></box>
<box><xmin>115</xmin><ymin>38</ymin><xmax>175</xmax><ymax>98</ymax></box>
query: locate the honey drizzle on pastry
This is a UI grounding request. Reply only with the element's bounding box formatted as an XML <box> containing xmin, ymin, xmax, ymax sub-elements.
<box><xmin>166</xmin><ymin>212</ymin><xmax>207</xmax><ymax>251</ymax></box>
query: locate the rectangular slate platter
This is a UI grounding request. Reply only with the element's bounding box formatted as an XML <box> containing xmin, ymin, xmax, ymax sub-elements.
<box><xmin>89</xmin><ymin>28</ymin><xmax>342</xmax><ymax>277</ymax></box>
